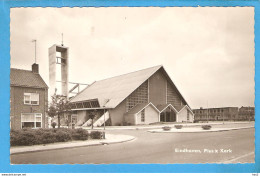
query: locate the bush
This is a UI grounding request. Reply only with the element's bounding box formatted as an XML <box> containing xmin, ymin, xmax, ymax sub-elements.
<box><xmin>11</xmin><ymin>129</ymin><xmax>37</xmax><ymax>146</ymax></box>
<box><xmin>122</xmin><ymin>122</ymin><xmax>132</xmax><ymax>126</ymax></box>
<box><xmin>174</xmin><ymin>125</ymin><xmax>183</xmax><ymax>129</ymax></box>
<box><xmin>90</xmin><ymin>131</ymin><xmax>104</xmax><ymax>139</ymax></box>
<box><xmin>10</xmin><ymin>128</ymin><xmax>91</xmax><ymax>146</ymax></box>
<box><xmin>72</xmin><ymin>128</ymin><xmax>88</xmax><ymax>140</ymax></box>
<box><xmin>40</xmin><ymin>131</ymin><xmax>57</xmax><ymax>144</ymax></box>
<box><xmin>56</xmin><ymin>130</ymin><xmax>71</xmax><ymax>142</ymax></box>
<box><xmin>51</xmin><ymin>122</ymin><xmax>57</xmax><ymax>128</ymax></box>
<box><xmin>162</xmin><ymin>126</ymin><xmax>171</xmax><ymax>131</ymax></box>
<box><xmin>115</xmin><ymin>122</ymin><xmax>121</xmax><ymax>126</ymax></box>
<box><xmin>202</xmin><ymin>125</ymin><xmax>212</xmax><ymax>130</ymax></box>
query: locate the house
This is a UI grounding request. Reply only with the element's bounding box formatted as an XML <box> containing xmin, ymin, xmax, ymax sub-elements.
<box><xmin>10</xmin><ymin>64</ymin><xmax>48</xmax><ymax>129</ymax></box>
<box><xmin>238</xmin><ymin>106</ymin><xmax>255</xmax><ymax>121</ymax></box>
<box><xmin>69</xmin><ymin>65</ymin><xmax>194</xmax><ymax>126</ymax></box>
<box><xmin>192</xmin><ymin>107</ymin><xmax>239</xmax><ymax>122</ymax></box>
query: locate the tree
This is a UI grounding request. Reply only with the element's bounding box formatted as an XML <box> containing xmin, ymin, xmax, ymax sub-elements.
<box><xmin>47</xmin><ymin>91</ymin><xmax>71</xmax><ymax>128</ymax></box>
<box><xmin>89</xmin><ymin>110</ymin><xmax>97</xmax><ymax>130</ymax></box>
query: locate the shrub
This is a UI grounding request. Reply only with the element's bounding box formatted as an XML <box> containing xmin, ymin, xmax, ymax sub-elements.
<box><xmin>162</xmin><ymin>126</ymin><xmax>171</xmax><ymax>131</ymax></box>
<box><xmin>10</xmin><ymin>128</ymin><xmax>96</xmax><ymax>146</ymax></box>
<box><xmin>202</xmin><ymin>125</ymin><xmax>212</xmax><ymax>130</ymax></box>
<box><xmin>174</xmin><ymin>125</ymin><xmax>183</xmax><ymax>129</ymax></box>
<box><xmin>11</xmin><ymin>130</ymin><xmax>37</xmax><ymax>146</ymax></box>
<box><xmin>40</xmin><ymin>131</ymin><xmax>57</xmax><ymax>144</ymax></box>
<box><xmin>90</xmin><ymin>131</ymin><xmax>104</xmax><ymax>139</ymax></box>
<box><xmin>51</xmin><ymin>122</ymin><xmax>57</xmax><ymax>128</ymax></box>
<box><xmin>72</xmin><ymin>128</ymin><xmax>88</xmax><ymax>140</ymax></box>
<box><xmin>55</xmin><ymin>130</ymin><xmax>71</xmax><ymax>142</ymax></box>
<box><xmin>115</xmin><ymin>122</ymin><xmax>121</xmax><ymax>126</ymax></box>
<box><xmin>122</xmin><ymin>122</ymin><xmax>132</xmax><ymax>126</ymax></box>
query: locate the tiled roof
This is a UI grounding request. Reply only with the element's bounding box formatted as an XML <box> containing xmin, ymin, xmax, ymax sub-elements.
<box><xmin>70</xmin><ymin>65</ymin><xmax>190</xmax><ymax>109</ymax></box>
<box><xmin>156</xmin><ymin>104</ymin><xmax>171</xmax><ymax>112</ymax></box>
<box><xmin>127</xmin><ymin>103</ymin><xmax>149</xmax><ymax>114</ymax></box>
<box><xmin>126</xmin><ymin>102</ymin><xmax>159</xmax><ymax>114</ymax></box>
<box><xmin>156</xmin><ymin>104</ymin><xmax>182</xmax><ymax>113</ymax></box>
<box><xmin>10</xmin><ymin>68</ymin><xmax>48</xmax><ymax>89</ymax></box>
<box><xmin>70</xmin><ymin>65</ymin><xmax>162</xmax><ymax>108</ymax></box>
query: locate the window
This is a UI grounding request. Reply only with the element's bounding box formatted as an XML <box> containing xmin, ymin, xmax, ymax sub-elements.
<box><xmin>187</xmin><ymin>110</ymin><xmax>190</xmax><ymax>121</ymax></box>
<box><xmin>76</xmin><ymin>102</ymin><xmax>83</xmax><ymax>109</ymax></box>
<box><xmin>21</xmin><ymin>113</ymin><xmax>42</xmax><ymax>129</ymax></box>
<box><xmin>90</xmin><ymin>101</ymin><xmax>100</xmax><ymax>108</ymax></box>
<box><xmin>126</xmin><ymin>81</ymin><xmax>148</xmax><ymax>112</ymax></box>
<box><xmin>141</xmin><ymin>109</ymin><xmax>145</xmax><ymax>122</ymax></box>
<box><xmin>24</xmin><ymin>93</ymin><xmax>39</xmax><ymax>105</ymax></box>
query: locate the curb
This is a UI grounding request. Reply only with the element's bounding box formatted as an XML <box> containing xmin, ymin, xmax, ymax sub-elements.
<box><xmin>81</xmin><ymin>122</ymin><xmax>254</xmax><ymax>131</ymax></box>
<box><xmin>147</xmin><ymin>126</ymin><xmax>254</xmax><ymax>133</ymax></box>
<box><xmin>10</xmin><ymin>135</ymin><xmax>135</xmax><ymax>155</ymax></box>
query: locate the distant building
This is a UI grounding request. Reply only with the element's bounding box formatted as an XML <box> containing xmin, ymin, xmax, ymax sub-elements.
<box><xmin>238</xmin><ymin>106</ymin><xmax>255</xmax><ymax>121</ymax></box>
<box><xmin>193</xmin><ymin>107</ymin><xmax>239</xmax><ymax>122</ymax></box>
<box><xmin>10</xmin><ymin>64</ymin><xmax>48</xmax><ymax>130</ymax></box>
<box><xmin>69</xmin><ymin>65</ymin><xmax>194</xmax><ymax>126</ymax></box>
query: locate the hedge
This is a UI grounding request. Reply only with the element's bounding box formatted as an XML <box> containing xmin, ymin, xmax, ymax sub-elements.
<box><xmin>174</xmin><ymin>125</ymin><xmax>183</xmax><ymax>129</ymax></box>
<box><xmin>162</xmin><ymin>126</ymin><xmax>171</xmax><ymax>131</ymax></box>
<box><xmin>90</xmin><ymin>131</ymin><xmax>104</xmax><ymax>139</ymax></box>
<box><xmin>10</xmin><ymin>128</ymin><xmax>93</xmax><ymax>146</ymax></box>
<box><xmin>202</xmin><ymin>125</ymin><xmax>212</xmax><ymax>130</ymax></box>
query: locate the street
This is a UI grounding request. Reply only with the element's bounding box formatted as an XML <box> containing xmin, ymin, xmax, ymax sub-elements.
<box><xmin>11</xmin><ymin>128</ymin><xmax>255</xmax><ymax>164</ymax></box>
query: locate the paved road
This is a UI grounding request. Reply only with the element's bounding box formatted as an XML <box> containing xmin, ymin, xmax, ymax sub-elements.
<box><xmin>11</xmin><ymin>128</ymin><xmax>255</xmax><ymax>164</ymax></box>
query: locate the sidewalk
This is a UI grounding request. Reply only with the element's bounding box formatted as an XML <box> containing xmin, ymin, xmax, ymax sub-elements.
<box><xmin>81</xmin><ymin>121</ymin><xmax>254</xmax><ymax>130</ymax></box>
<box><xmin>10</xmin><ymin>134</ymin><xmax>135</xmax><ymax>155</ymax></box>
<box><xmin>147</xmin><ymin>126</ymin><xmax>254</xmax><ymax>133</ymax></box>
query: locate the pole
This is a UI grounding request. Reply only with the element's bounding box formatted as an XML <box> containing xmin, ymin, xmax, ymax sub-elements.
<box><xmin>223</xmin><ymin>110</ymin><xmax>224</xmax><ymax>124</ymax></box>
<box><xmin>207</xmin><ymin>101</ymin><xmax>209</xmax><ymax>123</ymax></box>
<box><xmin>103</xmin><ymin>108</ymin><xmax>106</xmax><ymax>139</ymax></box>
<box><xmin>104</xmin><ymin>108</ymin><xmax>106</xmax><ymax>130</ymax></box>
<box><xmin>61</xmin><ymin>33</ymin><xmax>64</xmax><ymax>46</ymax></box>
<box><xmin>32</xmin><ymin>39</ymin><xmax>37</xmax><ymax>63</ymax></box>
<box><xmin>35</xmin><ymin>40</ymin><xmax>36</xmax><ymax>63</ymax></box>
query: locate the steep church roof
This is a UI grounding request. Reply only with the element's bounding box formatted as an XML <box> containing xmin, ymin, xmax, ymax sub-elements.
<box><xmin>70</xmin><ymin>65</ymin><xmax>190</xmax><ymax>109</ymax></box>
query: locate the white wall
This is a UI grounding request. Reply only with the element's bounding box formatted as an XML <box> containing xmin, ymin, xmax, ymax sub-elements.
<box><xmin>177</xmin><ymin>106</ymin><xmax>194</xmax><ymax>123</ymax></box>
<box><xmin>124</xmin><ymin>113</ymin><xmax>136</xmax><ymax>125</ymax></box>
<box><xmin>136</xmin><ymin>105</ymin><xmax>159</xmax><ymax>125</ymax></box>
<box><xmin>76</xmin><ymin>110</ymin><xmax>87</xmax><ymax>125</ymax></box>
<box><xmin>109</xmin><ymin>100</ymin><xmax>126</xmax><ymax>125</ymax></box>
<box><xmin>177</xmin><ymin>107</ymin><xmax>187</xmax><ymax>122</ymax></box>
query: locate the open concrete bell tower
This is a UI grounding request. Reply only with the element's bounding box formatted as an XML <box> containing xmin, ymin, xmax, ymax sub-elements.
<box><xmin>49</xmin><ymin>44</ymin><xmax>69</xmax><ymax>98</ymax></box>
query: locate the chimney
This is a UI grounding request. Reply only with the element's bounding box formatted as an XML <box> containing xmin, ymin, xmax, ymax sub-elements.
<box><xmin>32</xmin><ymin>63</ymin><xmax>39</xmax><ymax>73</ymax></box>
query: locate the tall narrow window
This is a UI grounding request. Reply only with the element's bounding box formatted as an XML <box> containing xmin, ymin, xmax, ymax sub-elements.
<box><xmin>141</xmin><ymin>109</ymin><xmax>145</xmax><ymax>122</ymax></box>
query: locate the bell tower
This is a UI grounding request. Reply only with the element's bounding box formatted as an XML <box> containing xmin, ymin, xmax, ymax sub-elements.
<box><xmin>48</xmin><ymin>44</ymin><xmax>69</xmax><ymax>98</ymax></box>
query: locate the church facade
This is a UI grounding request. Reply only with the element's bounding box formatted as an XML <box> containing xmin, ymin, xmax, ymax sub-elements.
<box><xmin>69</xmin><ymin>65</ymin><xmax>194</xmax><ymax>127</ymax></box>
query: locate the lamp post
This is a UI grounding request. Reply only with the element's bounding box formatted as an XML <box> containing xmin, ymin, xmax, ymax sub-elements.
<box><xmin>103</xmin><ymin>107</ymin><xmax>106</xmax><ymax>130</ymax></box>
<box><xmin>222</xmin><ymin>110</ymin><xmax>224</xmax><ymax>124</ymax></box>
<box><xmin>103</xmin><ymin>106</ymin><xmax>106</xmax><ymax>139</ymax></box>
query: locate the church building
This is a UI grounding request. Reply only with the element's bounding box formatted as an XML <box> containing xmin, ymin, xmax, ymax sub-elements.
<box><xmin>69</xmin><ymin>65</ymin><xmax>194</xmax><ymax>127</ymax></box>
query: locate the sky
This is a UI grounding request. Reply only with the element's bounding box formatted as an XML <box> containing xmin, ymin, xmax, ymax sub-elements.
<box><xmin>10</xmin><ymin>7</ymin><xmax>255</xmax><ymax>109</ymax></box>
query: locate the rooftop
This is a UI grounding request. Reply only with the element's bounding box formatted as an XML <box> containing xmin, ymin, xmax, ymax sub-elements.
<box><xmin>10</xmin><ymin>68</ymin><xmax>48</xmax><ymax>89</ymax></box>
<box><xmin>70</xmin><ymin>65</ymin><xmax>163</xmax><ymax>108</ymax></box>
